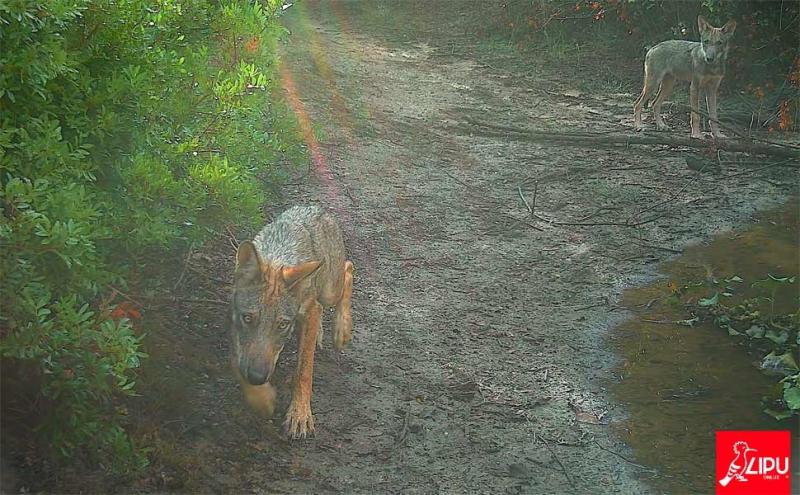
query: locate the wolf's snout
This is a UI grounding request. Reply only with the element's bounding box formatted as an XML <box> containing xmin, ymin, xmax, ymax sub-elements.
<box><xmin>245</xmin><ymin>360</ymin><xmax>269</xmax><ymax>385</ymax></box>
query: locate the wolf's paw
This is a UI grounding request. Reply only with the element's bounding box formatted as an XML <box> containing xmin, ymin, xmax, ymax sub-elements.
<box><xmin>690</xmin><ymin>131</ymin><xmax>704</xmax><ymax>140</ymax></box>
<box><xmin>284</xmin><ymin>401</ymin><xmax>315</xmax><ymax>439</ymax></box>
<box><xmin>242</xmin><ymin>382</ymin><xmax>276</xmax><ymax>418</ymax></box>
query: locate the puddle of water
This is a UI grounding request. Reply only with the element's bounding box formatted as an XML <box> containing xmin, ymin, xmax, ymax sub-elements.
<box><xmin>610</xmin><ymin>201</ymin><xmax>799</xmax><ymax>494</ymax></box>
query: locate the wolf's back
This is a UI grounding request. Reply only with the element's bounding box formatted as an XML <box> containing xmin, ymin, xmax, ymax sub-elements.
<box><xmin>645</xmin><ymin>40</ymin><xmax>697</xmax><ymax>79</ymax></box>
<box><xmin>254</xmin><ymin>206</ymin><xmax>346</xmax><ymax>276</ymax></box>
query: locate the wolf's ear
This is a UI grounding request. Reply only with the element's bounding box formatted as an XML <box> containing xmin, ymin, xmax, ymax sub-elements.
<box><xmin>721</xmin><ymin>19</ymin><xmax>736</xmax><ymax>35</ymax></box>
<box><xmin>235</xmin><ymin>241</ymin><xmax>263</xmax><ymax>286</ymax></box>
<box><xmin>697</xmin><ymin>16</ymin><xmax>710</xmax><ymax>34</ymax></box>
<box><xmin>281</xmin><ymin>260</ymin><xmax>323</xmax><ymax>289</ymax></box>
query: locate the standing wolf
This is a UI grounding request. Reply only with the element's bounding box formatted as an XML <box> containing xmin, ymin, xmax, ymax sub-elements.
<box><xmin>634</xmin><ymin>16</ymin><xmax>737</xmax><ymax>139</ymax></box>
<box><xmin>231</xmin><ymin>206</ymin><xmax>354</xmax><ymax>439</ymax></box>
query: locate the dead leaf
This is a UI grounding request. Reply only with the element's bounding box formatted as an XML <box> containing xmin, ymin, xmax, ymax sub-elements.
<box><xmin>575</xmin><ymin>411</ymin><xmax>601</xmax><ymax>424</ymax></box>
<box><xmin>569</xmin><ymin>400</ymin><xmax>601</xmax><ymax>424</ymax></box>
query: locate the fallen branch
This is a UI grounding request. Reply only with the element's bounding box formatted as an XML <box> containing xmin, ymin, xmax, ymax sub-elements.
<box><xmin>539</xmin><ymin>435</ymin><xmax>575</xmax><ymax>488</ymax></box>
<box><xmin>508</xmin><ymin>214</ymin><xmax>544</xmax><ymax>232</ymax></box>
<box><xmin>456</xmin><ymin>120</ymin><xmax>800</xmax><ymax>159</ymax></box>
<box><xmin>669</xmin><ymin>101</ymin><xmax>800</xmax><ymax>150</ymax></box>
<box><xmin>592</xmin><ymin>439</ymin><xmax>658</xmax><ymax>473</ymax></box>
<box><xmin>517</xmin><ymin>185</ymin><xmax>532</xmax><ymax>214</ymax></box>
<box><xmin>538</xmin><ymin>211</ymin><xmax>671</xmax><ymax>228</ymax></box>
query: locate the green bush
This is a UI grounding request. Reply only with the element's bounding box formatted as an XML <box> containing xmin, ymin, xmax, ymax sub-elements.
<box><xmin>0</xmin><ymin>0</ymin><xmax>302</xmax><ymax>472</ymax></box>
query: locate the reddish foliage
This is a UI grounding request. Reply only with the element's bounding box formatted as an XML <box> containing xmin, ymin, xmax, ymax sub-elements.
<box><xmin>789</xmin><ymin>56</ymin><xmax>800</xmax><ymax>87</ymax></box>
<box><xmin>244</xmin><ymin>36</ymin><xmax>260</xmax><ymax>54</ymax></box>
<box><xmin>111</xmin><ymin>301</ymin><xmax>141</xmax><ymax>320</ymax></box>
<box><xmin>778</xmin><ymin>100</ymin><xmax>793</xmax><ymax>131</ymax></box>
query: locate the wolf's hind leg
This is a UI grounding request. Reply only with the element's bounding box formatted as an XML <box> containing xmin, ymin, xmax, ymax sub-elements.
<box><xmin>653</xmin><ymin>75</ymin><xmax>675</xmax><ymax>131</ymax></box>
<box><xmin>634</xmin><ymin>67</ymin><xmax>659</xmax><ymax>130</ymax></box>
<box><xmin>333</xmin><ymin>261</ymin><xmax>354</xmax><ymax>349</ymax></box>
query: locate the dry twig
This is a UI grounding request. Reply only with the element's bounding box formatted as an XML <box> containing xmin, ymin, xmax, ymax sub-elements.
<box><xmin>456</xmin><ymin>120</ymin><xmax>800</xmax><ymax>159</ymax></box>
<box><xmin>539</xmin><ymin>435</ymin><xmax>575</xmax><ymax>488</ymax></box>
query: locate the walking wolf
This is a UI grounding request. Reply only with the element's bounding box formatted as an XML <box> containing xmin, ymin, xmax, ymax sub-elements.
<box><xmin>634</xmin><ymin>16</ymin><xmax>736</xmax><ymax>139</ymax></box>
<box><xmin>231</xmin><ymin>206</ymin><xmax>354</xmax><ymax>439</ymax></box>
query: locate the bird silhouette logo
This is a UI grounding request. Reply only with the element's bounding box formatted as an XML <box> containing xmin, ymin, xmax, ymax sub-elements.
<box><xmin>719</xmin><ymin>441</ymin><xmax>757</xmax><ymax>487</ymax></box>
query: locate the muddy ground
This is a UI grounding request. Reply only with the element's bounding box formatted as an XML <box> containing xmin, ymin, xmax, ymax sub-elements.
<box><xmin>11</xmin><ymin>1</ymin><xmax>798</xmax><ymax>494</ymax></box>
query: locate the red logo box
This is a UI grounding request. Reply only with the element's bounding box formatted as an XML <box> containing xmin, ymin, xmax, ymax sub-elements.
<box><xmin>716</xmin><ymin>430</ymin><xmax>792</xmax><ymax>495</ymax></box>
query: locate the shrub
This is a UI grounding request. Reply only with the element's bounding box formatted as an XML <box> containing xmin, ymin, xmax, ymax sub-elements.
<box><xmin>0</xmin><ymin>0</ymin><xmax>301</xmax><ymax>472</ymax></box>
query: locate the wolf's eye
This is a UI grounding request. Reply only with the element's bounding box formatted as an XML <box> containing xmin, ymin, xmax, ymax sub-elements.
<box><xmin>278</xmin><ymin>320</ymin><xmax>291</xmax><ymax>331</ymax></box>
<box><xmin>242</xmin><ymin>313</ymin><xmax>254</xmax><ymax>324</ymax></box>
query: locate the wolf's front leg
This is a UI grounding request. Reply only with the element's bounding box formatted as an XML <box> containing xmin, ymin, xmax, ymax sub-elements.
<box><xmin>284</xmin><ymin>300</ymin><xmax>322</xmax><ymax>439</ymax></box>
<box><xmin>706</xmin><ymin>79</ymin><xmax>725</xmax><ymax>139</ymax></box>
<box><xmin>333</xmin><ymin>261</ymin><xmax>354</xmax><ymax>349</ymax></box>
<box><xmin>689</xmin><ymin>79</ymin><xmax>703</xmax><ymax>139</ymax></box>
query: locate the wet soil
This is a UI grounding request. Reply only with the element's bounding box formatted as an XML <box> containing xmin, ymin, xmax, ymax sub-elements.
<box><xmin>6</xmin><ymin>1</ymin><xmax>798</xmax><ymax>494</ymax></box>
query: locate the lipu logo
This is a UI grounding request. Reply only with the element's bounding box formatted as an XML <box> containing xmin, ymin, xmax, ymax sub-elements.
<box><xmin>716</xmin><ymin>431</ymin><xmax>792</xmax><ymax>495</ymax></box>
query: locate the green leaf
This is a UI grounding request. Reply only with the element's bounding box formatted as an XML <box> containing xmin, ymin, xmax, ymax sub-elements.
<box><xmin>784</xmin><ymin>386</ymin><xmax>800</xmax><ymax>410</ymax></box>
<box><xmin>715</xmin><ymin>314</ymin><xmax>731</xmax><ymax>326</ymax></box>
<box><xmin>698</xmin><ymin>292</ymin><xmax>719</xmax><ymax>307</ymax></box>
<box><xmin>745</xmin><ymin>325</ymin><xmax>765</xmax><ymax>339</ymax></box>
<box><xmin>763</xmin><ymin>407</ymin><xmax>794</xmax><ymax>420</ymax></box>
<box><xmin>765</xmin><ymin>328</ymin><xmax>789</xmax><ymax>345</ymax></box>
<box><xmin>677</xmin><ymin>317</ymin><xmax>700</xmax><ymax>327</ymax></box>
<box><xmin>761</xmin><ymin>351</ymin><xmax>800</xmax><ymax>377</ymax></box>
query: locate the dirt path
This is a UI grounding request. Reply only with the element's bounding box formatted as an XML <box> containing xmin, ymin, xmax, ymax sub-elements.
<box><xmin>115</xmin><ymin>2</ymin><xmax>797</xmax><ymax>494</ymax></box>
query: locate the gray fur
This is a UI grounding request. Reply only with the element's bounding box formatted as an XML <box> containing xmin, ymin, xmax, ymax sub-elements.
<box><xmin>634</xmin><ymin>17</ymin><xmax>736</xmax><ymax>139</ymax></box>
<box><xmin>254</xmin><ymin>206</ymin><xmax>346</xmax><ymax>285</ymax></box>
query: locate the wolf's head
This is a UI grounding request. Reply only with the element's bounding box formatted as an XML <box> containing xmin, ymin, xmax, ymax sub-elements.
<box><xmin>231</xmin><ymin>241</ymin><xmax>322</xmax><ymax>386</ymax></box>
<box><xmin>698</xmin><ymin>16</ymin><xmax>736</xmax><ymax>65</ymax></box>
